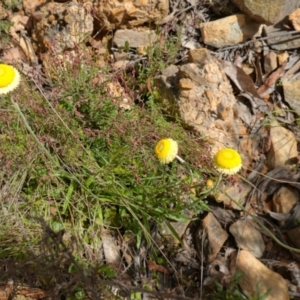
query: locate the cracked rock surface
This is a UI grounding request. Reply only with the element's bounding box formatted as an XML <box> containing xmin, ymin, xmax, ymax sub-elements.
<box><xmin>32</xmin><ymin>1</ymin><xmax>93</xmax><ymax>54</ymax></box>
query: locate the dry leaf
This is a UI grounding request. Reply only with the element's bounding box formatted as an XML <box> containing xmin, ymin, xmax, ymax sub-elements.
<box><xmin>283</xmin><ymin>58</ymin><xmax>300</xmax><ymax>79</ymax></box>
<box><xmin>147</xmin><ymin>261</ymin><xmax>170</xmax><ymax>274</ymax></box>
<box><xmin>238</xmin><ymin>92</ymin><xmax>269</xmax><ymax>113</ymax></box>
<box><xmin>221</xmin><ymin>60</ymin><xmax>261</xmax><ymax>98</ymax></box>
<box><xmin>102</xmin><ymin>229</ymin><xmax>121</xmax><ymax>265</ymax></box>
<box><xmin>254</xmin><ymin>167</ymin><xmax>300</xmax><ymax>211</ymax></box>
<box><xmin>257</xmin><ymin>62</ymin><xmax>287</xmax><ymax>95</ymax></box>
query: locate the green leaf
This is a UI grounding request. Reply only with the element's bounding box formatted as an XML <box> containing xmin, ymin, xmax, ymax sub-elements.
<box><xmin>62</xmin><ymin>180</ymin><xmax>75</xmax><ymax>214</ymax></box>
<box><xmin>124</xmin><ymin>40</ymin><xmax>130</xmax><ymax>52</ymax></box>
<box><xmin>164</xmin><ymin>221</ymin><xmax>181</xmax><ymax>244</ymax></box>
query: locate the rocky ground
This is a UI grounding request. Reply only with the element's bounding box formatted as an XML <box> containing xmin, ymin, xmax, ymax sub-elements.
<box><xmin>1</xmin><ymin>0</ymin><xmax>300</xmax><ymax>299</ymax></box>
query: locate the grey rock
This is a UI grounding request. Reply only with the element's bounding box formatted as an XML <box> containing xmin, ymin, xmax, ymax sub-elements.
<box><xmin>266</xmin><ymin>121</ymin><xmax>298</xmax><ymax>169</ymax></box>
<box><xmin>200</xmin><ymin>14</ymin><xmax>260</xmax><ymax>48</ymax></box>
<box><xmin>282</xmin><ymin>76</ymin><xmax>300</xmax><ymax>114</ymax></box>
<box><xmin>195</xmin><ymin>212</ymin><xmax>228</xmax><ymax>262</ymax></box>
<box><xmin>230</xmin><ymin>219</ymin><xmax>265</xmax><ymax>258</ymax></box>
<box><xmin>230</xmin><ymin>250</ymin><xmax>290</xmax><ymax>300</ymax></box>
<box><xmin>264</xmin><ymin>51</ymin><xmax>278</xmax><ymax>74</ymax></box>
<box><xmin>264</xmin><ymin>26</ymin><xmax>300</xmax><ymax>51</ymax></box>
<box><xmin>113</xmin><ymin>29</ymin><xmax>157</xmax><ymax>48</ymax></box>
<box><xmin>273</xmin><ymin>186</ymin><xmax>299</xmax><ymax>215</ymax></box>
<box><xmin>231</xmin><ymin>0</ymin><xmax>299</xmax><ymax>24</ymax></box>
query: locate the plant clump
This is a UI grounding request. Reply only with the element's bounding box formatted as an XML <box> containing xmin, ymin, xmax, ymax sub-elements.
<box><xmin>0</xmin><ymin>44</ymin><xmax>214</xmax><ymax>297</ymax></box>
<box><xmin>0</xmin><ymin>19</ymin><xmax>226</xmax><ymax>295</ymax></box>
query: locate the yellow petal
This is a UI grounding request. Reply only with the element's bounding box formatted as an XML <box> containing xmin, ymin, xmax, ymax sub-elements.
<box><xmin>155</xmin><ymin>138</ymin><xmax>178</xmax><ymax>164</ymax></box>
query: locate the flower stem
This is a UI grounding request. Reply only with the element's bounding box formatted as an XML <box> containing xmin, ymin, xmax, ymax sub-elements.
<box><xmin>176</xmin><ymin>155</ymin><xmax>185</xmax><ymax>163</ymax></box>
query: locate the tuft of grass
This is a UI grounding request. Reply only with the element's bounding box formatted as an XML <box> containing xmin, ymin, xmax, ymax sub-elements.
<box><xmin>122</xmin><ymin>28</ymin><xmax>183</xmax><ymax>99</ymax></box>
<box><xmin>0</xmin><ymin>19</ymin><xmax>13</xmax><ymax>48</ymax></box>
<box><xmin>0</xmin><ymin>41</ymin><xmax>214</xmax><ymax>296</ymax></box>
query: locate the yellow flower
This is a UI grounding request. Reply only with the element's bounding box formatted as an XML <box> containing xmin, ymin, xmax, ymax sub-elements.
<box><xmin>0</xmin><ymin>64</ymin><xmax>20</xmax><ymax>94</ymax></box>
<box><xmin>206</xmin><ymin>179</ymin><xmax>215</xmax><ymax>187</ymax></box>
<box><xmin>155</xmin><ymin>138</ymin><xmax>179</xmax><ymax>164</ymax></box>
<box><xmin>213</xmin><ymin>148</ymin><xmax>242</xmax><ymax>175</ymax></box>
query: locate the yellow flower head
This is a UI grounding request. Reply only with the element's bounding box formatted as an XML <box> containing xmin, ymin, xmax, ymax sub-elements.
<box><xmin>0</xmin><ymin>64</ymin><xmax>20</xmax><ymax>94</ymax></box>
<box><xmin>213</xmin><ymin>148</ymin><xmax>242</xmax><ymax>175</ymax></box>
<box><xmin>206</xmin><ymin>179</ymin><xmax>215</xmax><ymax>187</ymax></box>
<box><xmin>155</xmin><ymin>138</ymin><xmax>178</xmax><ymax>164</ymax></box>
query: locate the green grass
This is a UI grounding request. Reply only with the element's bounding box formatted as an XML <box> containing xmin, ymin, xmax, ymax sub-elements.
<box><xmin>0</xmin><ymin>25</ymin><xmax>275</xmax><ymax>297</ymax></box>
<box><xmin>0</xmin><ymin>40</ymin><xmax>217</xmax><ymax>297</ymax></box>
<box><xmin>0</xmin><ymin>19</ymin><xmax>12</xmax><ymax>48</ymax></box>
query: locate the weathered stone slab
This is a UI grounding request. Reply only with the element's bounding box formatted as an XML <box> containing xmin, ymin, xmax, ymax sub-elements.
<box><xmin>195</xmin><ymin>212</ymin><xmax>228</xmax><ymax>262</ymax></box>
<box><xmin>200</xmin><ymin>14</ymin><xmax>260</xmax><ymax>48</ymax></box>
<box><xmin>113</xmin><ymin>29</ymin><xmax>157</xmax><ymax>48</ymax></box>
<box><xmin>230</xmin><ymin>219</ymin><xmax>265</xmax><ymax>258</ymax></box>
<box><xmin>230</xmin><ymin>250</ymin><xmax>289</xmax><ymax>300</ymax></box>
<box><xmin>231</xmin><ymin>0</ymin><xmax>299</xmax><ymax>24</ymax></box>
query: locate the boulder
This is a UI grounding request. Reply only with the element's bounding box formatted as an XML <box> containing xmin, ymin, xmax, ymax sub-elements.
<box><xmin>200</xmin><ymin>14</ymin><xmax>260</xmax><ymax>48</ymax></box>
<box><xmin>231</xmin><ymin>0</ymin><xmax>299</xmax><ymax>24</ymax></box>
<box><xmin>154</xmin><ymin>49</ymin><xmax>251</xmax><ymax>157</ymax></box>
